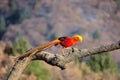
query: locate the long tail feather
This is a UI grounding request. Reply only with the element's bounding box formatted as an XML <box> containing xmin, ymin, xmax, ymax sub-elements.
<box><xmin>15</xmin><ymin>39</ymin><xmax>61</xmax><ymax>60</ymax></box>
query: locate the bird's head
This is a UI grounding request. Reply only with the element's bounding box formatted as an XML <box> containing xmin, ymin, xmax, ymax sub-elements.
<box><xmin>72</xmin><ymin>35</ymin><xmax>83</xmax><ymax>42</ymax></box>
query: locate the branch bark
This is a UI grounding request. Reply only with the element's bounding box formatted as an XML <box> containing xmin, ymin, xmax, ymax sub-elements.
<box><xmin>6</xmin><ymin>41</ymin><xmax>120</xmax><ymax>80</ymax></box>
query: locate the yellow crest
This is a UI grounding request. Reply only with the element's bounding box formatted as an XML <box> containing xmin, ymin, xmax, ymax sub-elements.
<box><xmin>72</xmin><ymin>35</ymin><xmax>83</xmax><ymax>42</ymax></box>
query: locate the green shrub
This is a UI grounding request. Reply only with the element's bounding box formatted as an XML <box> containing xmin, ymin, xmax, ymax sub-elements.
<box><xmin>78</xmin><ymin>27</ymin><xmax>85</xmax><ymax>35</ymax></box>
<box><xmin>71</xmin><ymin>27</ymin><xmax>85</xmax><ymax>35</ymax></box>
<box><xmin>26</xmin><ymin>61</ymin><xmax>52</xmax><ymax>80</ymax></box>
<box><xmin>44</xmin><ymin>31</ymin><xmax>57</xmax><ymax>41</ymax></box>
<box><xmin>116</xmin><ymin>1</ymin><xmax>120</xmax><ymax>10</ymax></box>
<box><xmin>7</xmin><ymin>0</ymin><xmax>19</xmax><ymax>24</ymax></box>
<box><xmin>0</xmin><ymin>16</ymin><xmax>6</xmax><ymax>39</ymax></box>
<box><xmin>9</xmin><ymin>0</ymin><xmax>18</xmax><ymax>15</ymax></box>
<box><xmin>74</xmin><ymin>57</ymin><xmax>82</xmax><ymax>65</ymax></box>
<box><xmin>19</xmin><ymin>6</ymin><xmax>31</xmax><ymax>23</ymax></box>
<box><xmin>7</xmin><ymin>0</ymin><xmax>31</xmax><ymax>24</ymax></box>
<box><xmin>87</xmin><ymin>52</ymin><xmax>118</xmax><ymax>73</ymax></box>
<box><xmin>92</xmin><ymin>30</ymin><xmax>100</xmax><ymax>39</ymax></box>
<box><xmin>13</xmin><ymin>36</ymin><xmax>52</xmax><ymax>80</ymax></box>
<box><xmin>13</xmin><ymin>36</ymin><xmax>30</xmax><ymax>55</ymax></box>
<box><xmin>0</xmin><ymin>17</ymin><xmax>6</xmax><ymax>32</ymax></box>
<box><xmin>74</xmin><ymin>58</ymin><xmax>93</xmax><ymax>75</ymax></box>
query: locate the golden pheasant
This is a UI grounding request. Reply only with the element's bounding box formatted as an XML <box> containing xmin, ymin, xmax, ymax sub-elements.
<box><xmin>16</xmin><ymin>35</ymin><xmax>83</xmax><ymax>60</ymax></box>
<box><xmin>57</xmin><ymin>35</ymin><xmax>83</xmax><ymax>55</ymax></box>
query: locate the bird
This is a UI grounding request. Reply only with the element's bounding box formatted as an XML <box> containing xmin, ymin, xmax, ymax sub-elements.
<box><xmin>56</xmin><ymin>35</ymin><xmax>83</xmax><ymax>55</ymax></box>
<box><xmin>16</xmin><ymin>35</ymin><xmax>82</xmax><ymax>60</ymax></box>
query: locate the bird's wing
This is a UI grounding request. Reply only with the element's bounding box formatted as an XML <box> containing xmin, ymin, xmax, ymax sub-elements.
<box><xmin>58</xmin><ymin>36</ymin><xmax>70</xmax><ymax>41</ymax></box>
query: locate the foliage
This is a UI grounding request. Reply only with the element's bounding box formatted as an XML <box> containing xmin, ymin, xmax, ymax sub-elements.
<box><xmin>0</xmin><ymin>16</ymin><xmax>6</xmax><ymax>32</ymax></box>
<box><xmin>8</xmin><ymin>0</ymin><xmax>18</xmax><ymax>15</ymax></box>
<box><xmin>7</xmin><ymin>0</ymin><xmax>19</xmax><ymax>24</ymax></box>
<box><xmin>71</xmin><ymin>27</ymin><xmax>85</xmax><ymax>35</ymax></box>
<box><xmin>87</xmin><ymin>52</ymin><xmax>118</xmax><ymax>73</ymax></box>
<box><xmin>116</xmin><ymin>0</ymin><xmax>120</xmax><ymax>10</ymax></box>
<box><xmin>13</xmin><ymin>36</ymin><xmax>30</xmax><ymax>55</ymax></box>
<box><xmin>7</xmin><ymin>0</ymin><xmax>31</xmax><ymax>24</ymax></box>
<box><xmin>78</xmin><ymin>27</ymin><xmax>85</xmax><ymax>35</ymax></box>
<box><xmin>26</xmin><ymin>61</ymin><xmax>52</xmax><ymax>80</ymax></box>
<box><xmin>74</xmin><ymin>58</ymin><xmax>93</xmax><ymax>75</ymax></box>
<box><xmin>19</xmin><ymin>6</ymin><xmax>31</xmax><ymax>23</ymax></box>
<box><xmin>4</xmin><ymin>42</ymin><xmax>13</xmax><ymax>55</ymax></box>
<box><xmin>45</xmin><ymin>32</ymin><xmax>57</xmax><ymax>41</ymax></box>
<box><xmin>0</xmin><ymin>16</ymin><xmax>6</xmax><ymax>39</ymax></box>
<box><xmin>13</xmin><ymin>36</ymin><xmax>52</xmax><ymax>80</ymax></box>
<box><xmin>74</xmin><ymin>57</ymin><xmax>82</xmax><ymax>65</ymax></box>
<box><xmin>92</xmin><ymin>30</ymin><xmax>100</xmax><ymax>39</ymax></box>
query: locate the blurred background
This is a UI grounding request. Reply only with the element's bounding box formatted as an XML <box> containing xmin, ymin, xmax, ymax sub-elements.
<box><xmin>0</xmin><ymin>0</ymin><xmax>120</xmax><ymax>80</ymax></box>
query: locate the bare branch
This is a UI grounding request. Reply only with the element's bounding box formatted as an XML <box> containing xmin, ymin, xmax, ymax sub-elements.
<box><xmin>6</xmin><ymin>41</ymin><xmax>120</xmax><ymax>80</ymax></box>
<box><xmin>33</xmin><ymin>40</ymin><xmax>120</xmax><ymax>69</ymax></box>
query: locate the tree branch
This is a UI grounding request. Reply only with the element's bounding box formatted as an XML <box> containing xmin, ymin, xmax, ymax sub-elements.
<box><xmin>6</xmin><ymin>41</ymin><xmax>120</xmax><ymax>80</ymax></box>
